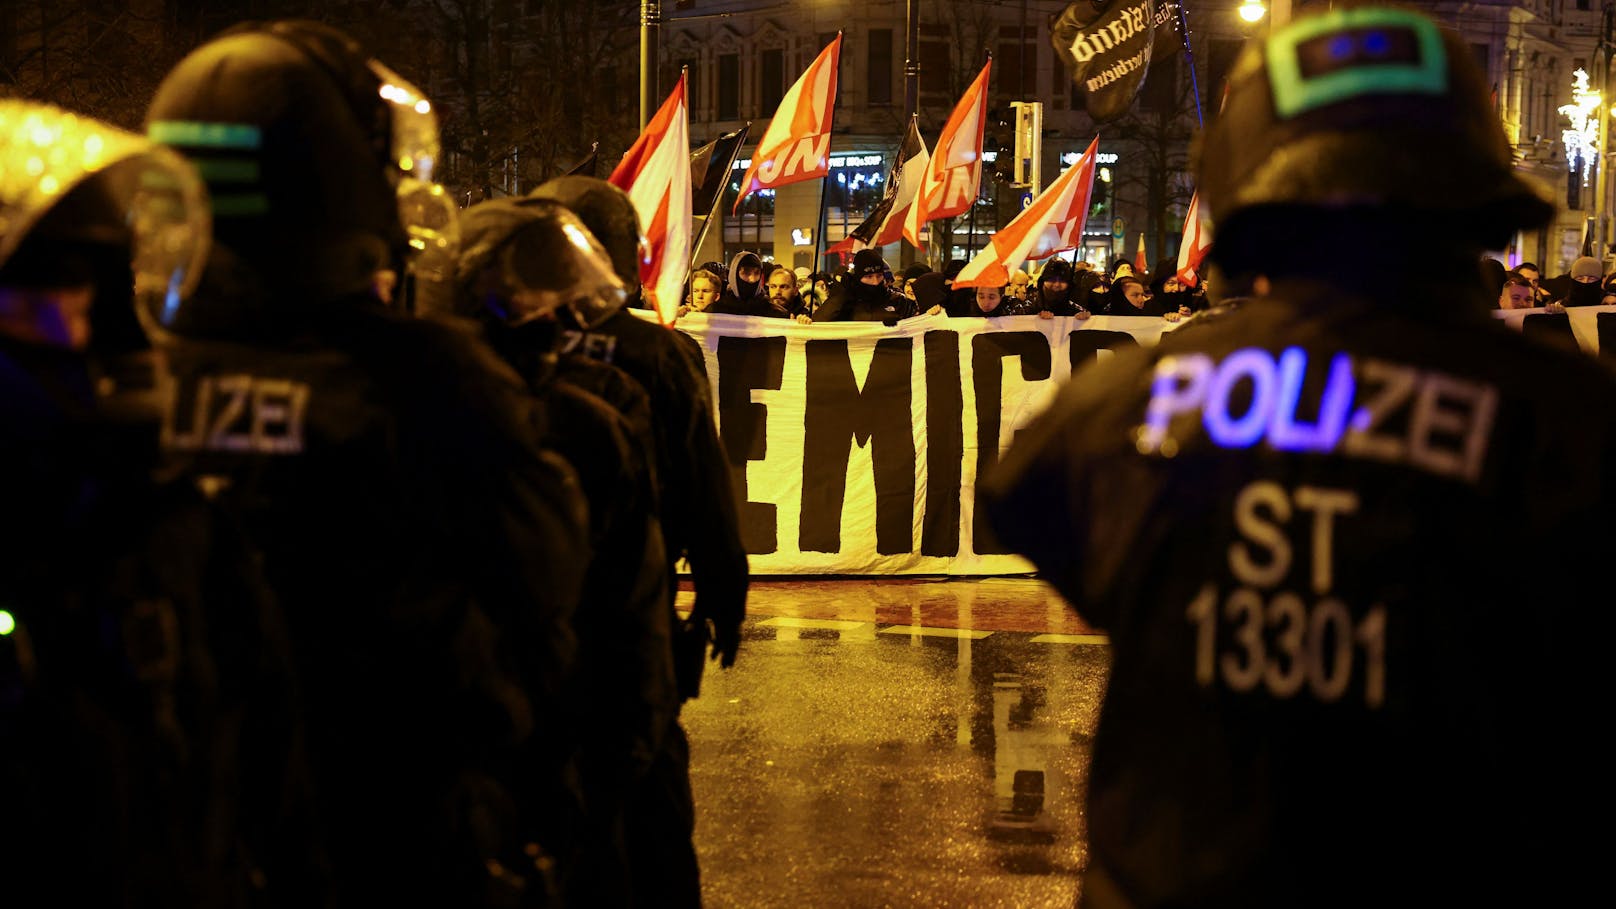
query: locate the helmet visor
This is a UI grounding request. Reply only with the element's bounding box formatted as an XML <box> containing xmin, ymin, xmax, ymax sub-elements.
<box><xmin>368</xmin><ymin>61</ymin><xmax>458</xmax><ymax>308</ymax></box>
<box><xmin>0</xmin><ymin>101</ymin><xmax>210</xmax><ymax>334</ymax></box>
<box><xmin>481</xmin><ymin>213</ymin><xmax>627</xmax><ymax>326</ymax></box>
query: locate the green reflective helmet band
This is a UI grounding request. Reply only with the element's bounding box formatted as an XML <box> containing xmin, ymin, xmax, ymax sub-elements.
<box><xmin>147</xmin><ymin>120</ymin><xmax>263</xmax><ymax>150</ymax></box>
<box><xmin>194</xmin><ymin>159</ymin><xmax>261</xmax><ymax>183</ymax></box>
<box><xmin>1266</xmin><ymin>7</ymin><xmax>1447</xmax><ymax>119</ymax></box>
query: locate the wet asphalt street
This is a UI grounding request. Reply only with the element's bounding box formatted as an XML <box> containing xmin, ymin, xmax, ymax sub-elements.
<box><xmin>678</xmin><ymin>578</ymin><xmax>1111</xmax><ymax>909</ymax></box>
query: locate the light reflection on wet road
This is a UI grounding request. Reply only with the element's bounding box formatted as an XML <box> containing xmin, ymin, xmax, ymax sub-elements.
<box><xmin>679</xmin><ymin>578</ymin><xmax>1111</xmax><ymax>908</ymax></box>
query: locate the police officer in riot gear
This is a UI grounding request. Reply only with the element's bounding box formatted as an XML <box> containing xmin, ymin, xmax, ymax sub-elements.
<box><xmin>447</xmin><ymin>197</ymin><xmax>682</xmax><ymax>907</ymax></box>
<box><xmin>0</xmin><ymin>101</ymin><xmax>323</xmax><ymax>906</ymax></box>
<box><xmin>530</xmin><ymin>175</ymin><xmax>744</xmax><ymax>908</ymax></box>
<box><xmin>531</xmin><ymin>176</ymin><xmax>748</xmax><ymax>674</ymax></box>
<box><xmin>984</xmin><ymin>6</ymin><xmax>1612</xmax><ymax>907</ymax></box>
<box><xmin>145</xmin><ymin>22</ymin><xmax>588</xmax><ymax>906</ymax></box>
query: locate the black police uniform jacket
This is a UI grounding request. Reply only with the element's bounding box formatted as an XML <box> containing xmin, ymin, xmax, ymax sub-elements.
<box><xmin>159</xmin><ymin>282</ymin><xmax>589</xmax><ymax>905</ymax></box>
<box><xmin>562</xmin><ymin>307</ymin><xmax>749</xmax><ymax>668</ymax></box>
<box><xmin>982</xmin><ymin>277</ymin><xmax>1616</xmax><ymax>908</ymax></box>
<box><xmin>1</xmin><ymin>339</ymin><xmax>322</xmax><ymax>906</ymax></box>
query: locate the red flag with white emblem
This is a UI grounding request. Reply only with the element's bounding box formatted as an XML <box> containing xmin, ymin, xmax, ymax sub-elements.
<box><xmin>1175</xmin><ymin>190</ymin><xmax>1211</xmax><ymax>287</ymax></box>
<box><xmin>733</xmin><ymin>34</ymin><xmax>842</xmax><ymax>213</ymax></box>
<box><xmin>904</xmin><ymin>59</ymin><xmax>992</xmax><ymax>247</ymax></box>
<box><xmin>1134</xmin><ymin>232</ymin><xmax>1148</xmax><ymax>275</ymax></box>
<box><xmin>952</xmin><ymin>136</ymin><xmax>1098</xmax><ymax>289</ymax></box>
<box><xmin>609</xmin><ymin>72</ymin><xmax>692</xmax><ymax>325</ymax></box>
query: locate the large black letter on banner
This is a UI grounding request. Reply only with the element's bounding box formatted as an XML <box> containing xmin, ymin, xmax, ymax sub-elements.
<box><xmin>1597</xmin><ymin>312</ymin><xmax>1616</xmax><ymax>359</ymax></box>
<box><xmin>922</xmin><ymin>331</ymin><xmax>963</xmax><ymax>556</ymax></box>
<box><xmin>1520</xmin><ymin>312</ymin><xmax>1579</xmax><ymax>354</ymax></box>
<box><xmin>800</xmin><ymin>337</ymin><xmax>916</xmax><ymax>554</ymax></box>
<box><xmin>717</xmin><ymin>335</ymin><xmax>786</xmax><ymax>553</ymax></box>
<box><xmin>973</xmin><ymin>332</ymin><xmax>1051</xmax><ymax>554</ymax></box>
<box><xmin>1069</xmin><ymin>329</ymin><xmax>1140</xmax><ymax>373</ymax></box>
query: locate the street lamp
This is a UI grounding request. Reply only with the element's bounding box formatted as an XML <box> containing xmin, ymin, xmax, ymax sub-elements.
<box><xmin>1238</xmin><ymin>1</ymin><xmax>1267</xmax><ymax>24</ymax></box>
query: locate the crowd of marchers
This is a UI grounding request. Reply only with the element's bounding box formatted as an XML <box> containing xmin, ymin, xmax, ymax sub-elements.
<box><xmin>678</xmin><ymin>246</ymin><xmax>1616</xmax><ymax>329</ymax></box>
<box><xmin>676</xmin><ymin>247</ymin><xmax>1212</xmax><ymax>326</ymax></box>
<box><xmin>1</xmin><ymin>19</ymin><xmax>744</xmax><ymax>909</ymax></box>
<box><xmin>1486</xmin><ymin>255</ymin><xmax>1616</xmax><ymax>310</ymax></box>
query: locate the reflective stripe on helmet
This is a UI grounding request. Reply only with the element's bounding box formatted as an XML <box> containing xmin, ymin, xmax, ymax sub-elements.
<box><xmin>1266</xmin><ymin>8</ymin><xmax>1447</xmax><ymax>120</ymax></box>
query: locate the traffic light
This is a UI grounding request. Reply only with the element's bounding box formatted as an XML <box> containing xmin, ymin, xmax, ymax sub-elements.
<box><xmin>1011</xmin><ymin>101</ymin><xmax>1043</xmax><ymax>190</ymax></box>
<box><xmin>986</xmin><ymin>106</ymin><xmax>1015</xmax><ymax>183</ymax></box>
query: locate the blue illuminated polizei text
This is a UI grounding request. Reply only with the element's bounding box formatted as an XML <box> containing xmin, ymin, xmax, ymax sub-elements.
<box><xmin>1138</xmin><ymin>346</ymin><xmax>1498</xmax><ymax>483</ymax></box>
<box><xmin>1143</xmin><ymin>346</ymin><xmax>1356</xmax><ymax>453</ymax></box>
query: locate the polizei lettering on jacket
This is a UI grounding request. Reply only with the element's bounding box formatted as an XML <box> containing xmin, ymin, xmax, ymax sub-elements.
<box><xmin>1136</xmin><ymin>347</ymin><xmax>1498</xmax><ymax>483</ymax></box>
<box><xmin>1064</xmin><ymin>1</ymin><xmax>1153</xmax><ymax>64</ymax></box>
<box><xmin>163</xmin><ymin>372</ymin><xmax>311</xmax><ymax>454</ymax></box>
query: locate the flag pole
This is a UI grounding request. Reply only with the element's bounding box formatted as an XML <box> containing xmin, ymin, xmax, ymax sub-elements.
<box><xmin>690</xmin><ymin>123</ymin><xmax>750</xmax><ymax>270</ymax></box>
<box><xmin>814</xmin><ymin>31</ymin><xmax>845</xmax><ymax>277</ymax></box>
<box><xmin>1177</xmin><ymin>2</ymin><xmax>1205</xmax><ymax>128</ymax></box>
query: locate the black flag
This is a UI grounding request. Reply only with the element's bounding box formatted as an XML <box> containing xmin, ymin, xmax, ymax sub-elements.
<box><xmin>563</xmin><ymin>141</ymin><xmax>599</xmax><ymax>177</ymax></box>
<box><xmin>688</xmin><ymin>124</ymin><xmax>751</xmax><ymax>266</ymax></box>
<box><xmin>1050</xmin><ymin>0</ymin><xmax>1159</xmax><ymax>122</ymax></box>
<box><xmin>690</xmin><ymin>125</ymin><xmax>751</xmax><ymax>220</ymax></box>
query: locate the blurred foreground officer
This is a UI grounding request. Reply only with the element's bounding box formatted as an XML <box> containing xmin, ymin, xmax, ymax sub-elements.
<box><xmin>530</xmin><ymin>175</ymin><xmax>743</xmax><ymax>908</ymax></box>
<box><xmin>447</xmin><ymin>198</ymin><xmax>679</xmax><ymax>907</ymax></box>
<box><xmin>983</xmin><ymin>6</ymin><xmax>1611</xmax><ymax>907</ymax></box>
<box><xmin>0</xmin><ymin>102</ymin><xmax>322</xmax><ymax>905</ymax></box>
<box><xmin>145</xmin><ymin>22</ymin><xmax>587</xmax><ymax>906</ymax></box>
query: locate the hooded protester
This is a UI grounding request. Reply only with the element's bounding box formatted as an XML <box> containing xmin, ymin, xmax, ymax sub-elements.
<box><xmin>449</xmin><ymin>197</ymin><xmax>680</xmax><ymax>907</ymax></box>
<box><xmin>1104</xmin><ymin>274</ymin><xmax>1181</xmax><ymax>317</ymax></box>
<box><xmin>909</xmin><ymin>270</ymin><xmax>950</xmax><ymax>315</ymax></box>
<box><xmin>811</xmin><ymin>248</ymin><xmax>915</xmax><ymax>323</ymax></box>
<box><xmin>707</xmin><ymin>261</ymin><xmax>793</xmax><ymax>318</ymax></box>
<box><xmin>1029</xmin><ymin>259</ymin><xmax>1084</xmax><ymax>316</ymax></box>
<box><xmin>941</xmin><ymin>257</ymin><xmax>976</xmax><ymax>315</ymax></box>
<box><xmin>984</xmin><ymin>6</ymin><xmax>1604</xmax><ymax>906</ymax></box>
<box><xmin>1557</xmin><ymin>255</ymin><xmax>1606</xmax><ymax>307</ymax></box>
<box><xmin>1149</xmin><ymin>266</ymin><xmax>1197</xmax><ymax>316</ymax></box>
<box><xmin>725</xmin><ymin>250</ymin><xmax>766</xmax><ymax>305</ymax></box>
<box><xmin>1478</xmin><ymin>256</ymin><xmax>1508</xmax><ymax>303</ymax></box>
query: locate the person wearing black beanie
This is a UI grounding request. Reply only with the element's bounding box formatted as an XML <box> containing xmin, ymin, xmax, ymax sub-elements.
<box><xmin>809</xmin><ymin>248</ymin><xmax>916</xmax><ymax>323</ymax></box>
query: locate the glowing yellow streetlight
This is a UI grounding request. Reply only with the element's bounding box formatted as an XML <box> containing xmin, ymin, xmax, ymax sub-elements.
<box><xmin>1238</xmin><ymin>1</ymin><xmax>1267</xmax><ymax>24</ymax></box>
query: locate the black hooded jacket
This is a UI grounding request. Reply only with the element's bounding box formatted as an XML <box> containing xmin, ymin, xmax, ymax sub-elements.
<box><xmin>725</xmin><ymin>251</ymin><xmax>765</xmax><ymax>303</ymax></box>
<box><xmin>1030</xmin><ymin>261</ymin><xmax>1084</xmax><ymax>316</ymax></box>
<box><xmin>813</xmin><ymin>277</ymin><xmax>915</xmax><ymax>322</ymax></box>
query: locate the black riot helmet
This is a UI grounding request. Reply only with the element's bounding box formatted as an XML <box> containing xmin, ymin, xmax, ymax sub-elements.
<box><xmin>144</xmin><ymin>20</ymin><xmax>455</xmax><ymax>322</ymax></box>
<box><xmin>529</xmin><ymin>175</ymin><xmax>649</xmax><ymax>309</ymax></box>
<box><xmin>1197</xmin><ymin>4</ymin><xmax>1553</xmax><ymax>256</ymax></box>
<box><xmin>452</xmin><ymin>197</ymin><xmax>627</xmax><ymax>328</ymax></box>
<box><xmin>1</xmin><ymin>101</ymin><xmax>210</xmax><ymax>353</ymax></box>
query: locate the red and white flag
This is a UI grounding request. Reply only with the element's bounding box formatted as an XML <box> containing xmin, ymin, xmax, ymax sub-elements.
<box><xmin>733</xmin><ymin>33</ymin><xmax>842</xmax><ymax>212</ymax></box>
<box><xmin>1175</xmin><ymin>190</ymin><xmax>1212</xmax><ymax>287</ymax></box>
<box><xmin>1133</xmin><ymin>232</ymin><xmax>1148</xmax><ymax>275</ymax></box>
<box><xmin>904</xmin><ymin>59</ymin><xmax>992</xmax><ymax>247</ymax></box>
<box><xmin>953</xmin><ymin>136</ymin><xmax>1099</xmax><ymax>289</ymax></box>
<box><xmin>609</xmin><ymin>72</ymin><xmax>692</xmax><ymax>325</ymax></box>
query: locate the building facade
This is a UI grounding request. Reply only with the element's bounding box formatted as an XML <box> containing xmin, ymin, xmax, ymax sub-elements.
<box><xmin>667</xmin><ymin>0</ymin><xmax>1607</xmax><ymax>278</ymax></box>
